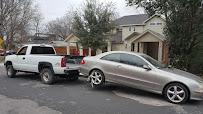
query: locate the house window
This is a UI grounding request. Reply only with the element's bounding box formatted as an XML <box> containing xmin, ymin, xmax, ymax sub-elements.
<box><xmin>125</xmin><ymin>44</ymin><xmax>128</xmax><ymax>48</ymax></box>
<box><xmin>133</xmin><ymin>26</ymin><xmax>136</xmax><ymax>31</ymax></box>
<box><xmin>157</xmin><ymin>23</ymin><xmax>162</xmax><ymax>25</ymax></box>
<box><xmin>150</xmin><ymin>23</ymin><xmax>156</xmax><ymax>25</ymax></box>
<box><xmin>129</xmin><ymin>26</ymin><xmax>131</xmax><ymax>31</ymax></box>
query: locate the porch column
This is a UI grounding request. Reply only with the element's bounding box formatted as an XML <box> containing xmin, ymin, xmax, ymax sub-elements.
<box><xmin>158</xmin><ymin>41</ymin><xmax>163</xmax><ymax>62</ymax></box>
<box><xmin>88</xmin><ymin>48</ymin><xmax>91</xmax><ymax>56</ymax></box>
<box><xmin>107</xmin><ymin>41</ymin><xmax>111</xmax><ymax>52</ymax></box>
<box><xmin>79</xmin><ymin>46</ymin><xmax>83</xmax><ymax>56</ymax></box>
<box><xmin>66</xmin><ymin>46</ymin><xmax>70</xmax><ymax>55</ymax></box>
<box><xmin>139</xmin><ymin>42</ymin><xmax>144</xmax><ymax>53</ymax></box>
<box><xmin>134</xmin><ymin>42</ymin><xmax>138</xmax><ymax>52</ymax></box>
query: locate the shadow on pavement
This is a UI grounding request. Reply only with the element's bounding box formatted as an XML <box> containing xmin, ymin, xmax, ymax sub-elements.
<box><xmin>9</xmin><ymin>73</ymin><xmax>203</xmax><ymax>106</ymax></box>
<box><xmin>92</xmin><ymin>83</ymin><xmax>202</xmax><ymax>106</ymax></box>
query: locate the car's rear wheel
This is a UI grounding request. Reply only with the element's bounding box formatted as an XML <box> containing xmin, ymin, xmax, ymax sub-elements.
<box><xmin>6</xmin><ymin>65</ymin><xmax>16</xmax><ymax>78</ymax></box>
<box><xmin>40</xmin><ymin>68</ymin><xmax>55</xmax><ymax>84</ymax></box>
<box><xmin>89</xmin><ymin>69</ymin><xmax>105</xmax><ymax>88</ymax></box>
<box><xmin>164</xmin><ymin>83</ymin><xmax>189</xmax><ymax>104</ymax></box>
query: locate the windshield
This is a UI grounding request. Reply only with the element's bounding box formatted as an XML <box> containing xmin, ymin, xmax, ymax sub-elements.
<box><xmin>141</xmin><ymin>54</ymin><xmax>167</xmax><ymax>68</ymax></box>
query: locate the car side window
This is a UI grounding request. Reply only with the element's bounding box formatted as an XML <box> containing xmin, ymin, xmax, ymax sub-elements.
<box><xmin>120</xmin><ymin>53</ymin><xmax>148</xmax><ymax>67</ymax></box>
<box><xmin>31</xmin><ymin>46</ymin><xmax>55</xmax><ymax>54</ymax></box>
<box><xmin>17</xmin><ymin>46</ymin><xmax>28</xmax><ymax>55</ymax></box>
<box><xmin>101</xmin><ymin>53</ymin><xmax>120</xmax><ymax>62</ymax></box>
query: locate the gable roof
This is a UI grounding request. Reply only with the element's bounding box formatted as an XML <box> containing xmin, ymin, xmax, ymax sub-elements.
<box><xmin>144</xmin><ymin>14</ymin><xmax>165</xmax><ymax>23</ymax></box>
<box><xmin>131</xmin><ymin>30</ymin><xmax>166</xmax><ymax>43</ymax></box>
<box><xmin>125</xmin><ymin>32</ymin><xmax>140</xmax><ymax>40</ymax></box>
<box><xmin>115</xmin><ymin>14</ymin><xmax>149</xmax><ymax>26</ymax></box>
<box><xmin>64</xmin><ymin>33</ymin><xmax>79</xmax><ymax>42</ymax></box>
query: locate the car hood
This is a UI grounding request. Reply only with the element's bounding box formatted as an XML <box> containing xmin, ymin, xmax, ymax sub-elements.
<box><xmin>161</xmin><ymin>68</ymin><xmax>203</xmax><ymax>82</ymax></box>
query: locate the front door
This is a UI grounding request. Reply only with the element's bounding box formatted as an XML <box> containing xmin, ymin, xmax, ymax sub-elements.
<box><xmin>117</xmin><ymin>53</ymin><xmax>161</xmax><ymax>90</ymax></box>
<box><xmin>14</xmin><ymin>46</ymin><xmax>28</xmax><ymax>71</ymax></box>
<box><xmin>99</xmin><ymin>53</ymin><xmax>121</xmax><ymax>82</ymax></box>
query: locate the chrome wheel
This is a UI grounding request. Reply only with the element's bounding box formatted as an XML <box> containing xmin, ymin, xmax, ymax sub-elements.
<box><xmin>167</xmin><ymin>86</ymin><xmax>186</xmax><ymax>103</ymax></box>
<box><xmin>90</xmin><ymin>71</ymin><xmax>102</xmax><ymax>85</ymax></box>
<box><xmin>7</xmin><ymin>68</ymin><xmax>12</xmax><ymax>76</ymax></box>
<box><xmin>42</xmin><ymin>72</ymin><xmax>50</xmax><ymax>82</ymax></box>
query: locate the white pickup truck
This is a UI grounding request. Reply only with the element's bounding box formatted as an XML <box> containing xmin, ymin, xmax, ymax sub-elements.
<box><xmin>4</xmin><ymin>44</ymin><xmax>80</xmax><ymax>84</ymax></box>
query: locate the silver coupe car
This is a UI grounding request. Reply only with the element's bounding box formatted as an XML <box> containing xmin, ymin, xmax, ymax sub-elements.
<box><xmin>80</xmin><ymin>51</ymin><xmax>203</xmax><ymax>104</ymax></box>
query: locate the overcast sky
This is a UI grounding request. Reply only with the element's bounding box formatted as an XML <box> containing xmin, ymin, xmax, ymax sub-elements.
<box><xmin>35</xmin><ymin>0</ymin><xmax>144</xmax><ymax>22</ymax></box>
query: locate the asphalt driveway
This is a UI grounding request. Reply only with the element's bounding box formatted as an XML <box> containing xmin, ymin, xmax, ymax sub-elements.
<box><xmin>0</xmin><ymin>65</ymin><xmax>202</xmax><ymax>114</ymax></box>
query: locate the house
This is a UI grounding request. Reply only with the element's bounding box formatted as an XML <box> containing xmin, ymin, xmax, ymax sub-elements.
<box><xmin>64</xmin><ymin>34</ymin><xmax>96</xmax><ymax>56</ymax></box>
<box><xmin>108</xmin><ymin>14</ymin><xmax>169</xmax><ymax>63</ymax></box>
<box><xmin>49</xmin><ymin>41</ymin><xmax>69</xmax><ymax>55</ymax></box>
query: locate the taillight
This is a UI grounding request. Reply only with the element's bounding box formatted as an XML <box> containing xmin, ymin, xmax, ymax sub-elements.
<box><xmin>61</xmin><ymin>57</ymin><xmax>67</xmax><ymax>67</ymax></box>
<box><xmin>80</xmin><ymin>59</ymin><xmax>85</xmax><ymax>64</ymax></box>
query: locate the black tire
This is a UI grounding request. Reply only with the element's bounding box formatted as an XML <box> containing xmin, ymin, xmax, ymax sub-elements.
<box><xmin>89</xmin><ymin>69</ymin><xmax>105</xmax><ymax>88</ymax></box>
<box><xmin>164</xmin><ymin>83</ymin><xmax>189</xmax><ymax>104</ymax></box>
<box><xmin>40</xmin><ymin>68</ymin><xmax>55</xmax><ymax>84</ymax></box>
<box><xmin>6</xmin><ymin>65</ymin><xmax>16</xmax><ymax>78</ymax></box>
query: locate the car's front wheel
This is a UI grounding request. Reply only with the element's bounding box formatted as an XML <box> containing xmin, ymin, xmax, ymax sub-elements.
<box><xmin>89</xmin><ymin>70</ymin><xmax>105</xmax><ymax>88</ymax></box>
<box><xmin>40</xmin><ymin>68</ymin><xmax>55</xmax><ymax>84</ymax></box>
<box><xmin>164</xmin><ymin>83</ymin><xmax>189</xmax><ymax>104</ymax></box>
<box><xmin>6</xmin><ymin>65</ymin><xmax>16</xmax><ymax>78</ymax></box>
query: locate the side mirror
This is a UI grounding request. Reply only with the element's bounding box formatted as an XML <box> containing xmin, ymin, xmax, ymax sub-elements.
<box><xmin>143</xmin><ymin>65</ymin><xmax>151</xmax><ymax>71</ymax></box>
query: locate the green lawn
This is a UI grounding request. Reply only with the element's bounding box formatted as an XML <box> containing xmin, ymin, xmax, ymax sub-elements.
<box><xmin>0</xmin><ymin>56</ymin><xmax>5</xmax><ymax>63</ymax></box>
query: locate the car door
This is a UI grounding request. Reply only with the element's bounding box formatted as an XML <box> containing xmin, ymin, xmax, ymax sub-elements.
<box><xmin>99</xmin><ymin>53</ymin><xmax>122</xmax><ymax>82</ymax></box>
<box><xmin>117</xmin><ymin>53</ymin><xmax>161</xmax><ymax>91</ymax></box>
<box><xmin>14</xmin><ymin>46</ymin><xmax>28</xmax><ymax>71</ymax></box>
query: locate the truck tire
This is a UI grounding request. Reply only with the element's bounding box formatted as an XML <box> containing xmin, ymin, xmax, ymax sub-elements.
<box><xmin>40</xmin><ymin>68</ymin><xmax>55</xmax><ymax>84</ymax></box>
<box><xmin>6</xmin><ymin>65</ymin><xmax>16</xmax><ymax>78</ymax></box>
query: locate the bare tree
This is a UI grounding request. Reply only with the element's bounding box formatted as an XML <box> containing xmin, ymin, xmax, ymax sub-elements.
<box><xmin>46</xmin><ymin>12</ymin><xmax>73</xmax><ymax>40</ymax></box>
<box><xmin>32</xmin><ymin>6</ymin><xmax>43</xmax><ymax>36</ymax></box>
<box><xmin>0</xmin><ymin>0</ymin><xmax>41</xmax><ymax>49</ymax></box>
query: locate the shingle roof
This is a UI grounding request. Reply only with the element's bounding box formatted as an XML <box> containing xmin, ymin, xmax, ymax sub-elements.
<box><xmin>115</xmin><ymin>14</ymin><xmax>149</xmax><ymax>26</ymax></box>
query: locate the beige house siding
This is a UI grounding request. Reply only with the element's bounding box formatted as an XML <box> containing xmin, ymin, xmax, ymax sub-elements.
<box><xmin>134</xmin><ymin>33</ymin><xmax>162</xmax><ymax>43</ymax></box>
<box><xmin>65</xmin><ymin>34</ymin><xmax>80</xmax><ymax>43</ymax></box>
<box><xmin>112</xmin><ymin>44</ymin><xmax>125</xmax><ymax>51</ymax></box>
<box><xmin>144</xmin><ymin>17</ymin><xmax>165</xmax><ymax>35</ymax></box>
<box><xmin>122</xmin><ymin>26</ymin><xmax>144</xmax><ymax>40</ymax></box>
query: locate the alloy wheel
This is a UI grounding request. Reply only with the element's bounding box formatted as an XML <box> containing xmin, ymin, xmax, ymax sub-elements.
<box><xmin>167</xmin><ymin>86</ymin><xmax>186</xmax><ymax>103</ymax></box>
<box><xmin>90</xmin><ymin>71</ymin><xmax>102</xmax><ymax>85</ymax></box>
<box><xmin>7</xmin><ymin>67</ymin><xmax>12</xmax><ymax>76</ymax></box>
<box><xmin>43</xmin><ymin>72</ymin><xmax>50</xmax><ymax>82</ymax></box>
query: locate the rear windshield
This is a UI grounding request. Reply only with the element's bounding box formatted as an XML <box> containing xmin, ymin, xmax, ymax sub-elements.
<box><xmin>31</xmin><ymin>46</ymin><xmax>55</xmax><ymax>54</ymax></box>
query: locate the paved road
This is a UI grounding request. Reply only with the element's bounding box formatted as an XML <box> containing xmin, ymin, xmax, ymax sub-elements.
<box><xmin>0</xmin><ymin>65</ymin><xmax>202</xmax><ymax>114</ymax></box>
